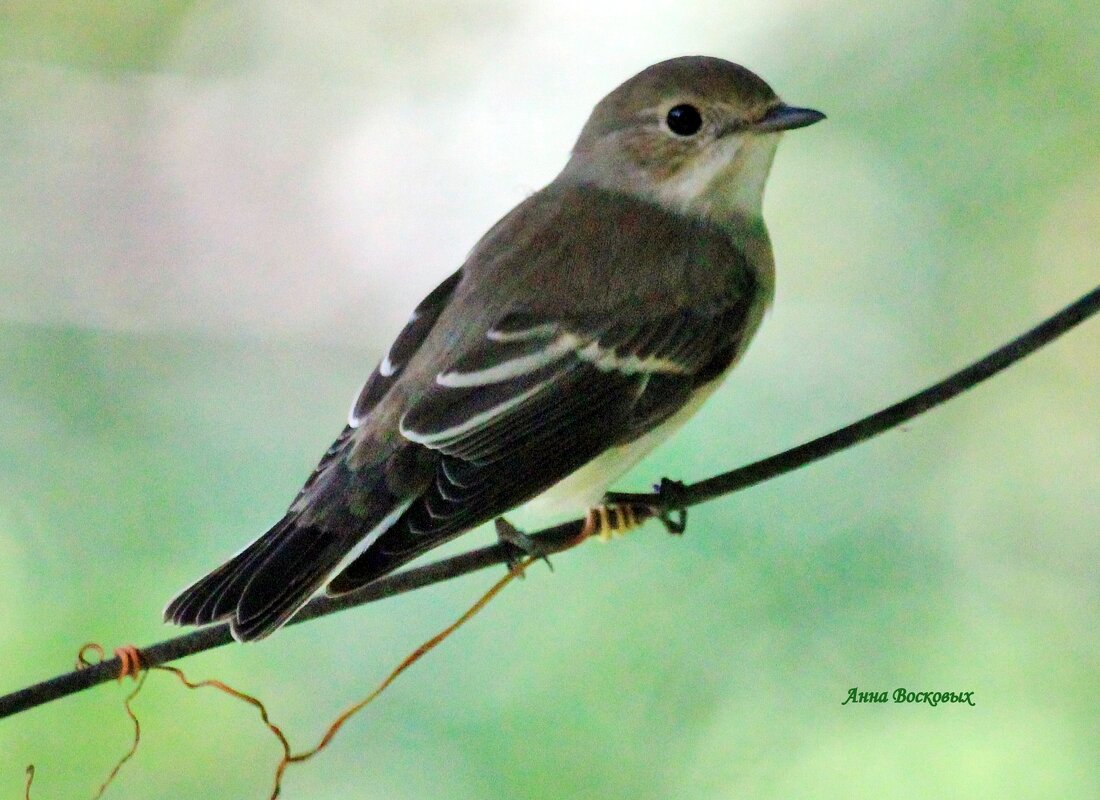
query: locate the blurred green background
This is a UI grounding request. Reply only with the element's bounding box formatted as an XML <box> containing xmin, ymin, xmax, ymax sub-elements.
<box><xmin>1</xmin><ymin>1</ymin><xmax>1098</xmax><ymax>798</ymax></box>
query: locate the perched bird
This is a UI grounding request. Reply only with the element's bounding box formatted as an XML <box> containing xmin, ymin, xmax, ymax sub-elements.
<box><xmin>165</xmin><ymin>56</ymin><xmax>824</xmax><ymax>641</ymax></box>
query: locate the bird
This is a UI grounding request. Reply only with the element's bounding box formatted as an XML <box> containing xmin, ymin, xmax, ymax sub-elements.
<box><xmin>165</xmin><ymin>55</ymin><xmax>824</xmax><ymax>641</ymax></box>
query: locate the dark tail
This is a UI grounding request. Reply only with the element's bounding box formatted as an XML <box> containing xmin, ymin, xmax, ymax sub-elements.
<box><xmin>325</xmin><ymin>520</ymin><xmax>436</xmax><ymax>595</ymax></box>
<box><xmin>164</xmin><ymin>515</ymin><xmax>357</xmax><ymax>641</ymax></box>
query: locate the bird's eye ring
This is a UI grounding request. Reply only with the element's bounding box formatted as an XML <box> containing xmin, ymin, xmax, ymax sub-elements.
<box><xmin>666</xmin><ymin>104</ymin><xmax>703</xmax><ymax>136</ymax></box>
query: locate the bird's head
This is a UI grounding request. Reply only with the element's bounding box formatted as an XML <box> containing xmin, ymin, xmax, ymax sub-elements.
<box><xmin>562</xmin><ymin>56</ymin><xmax>824</xmax><ymax>220</ymax></box>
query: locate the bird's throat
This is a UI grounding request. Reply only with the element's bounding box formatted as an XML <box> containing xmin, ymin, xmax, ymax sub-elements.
<box><xmin>657</xmin><ymin>133</ymin><xmax>780</xmax><ymax>223</ymax></box>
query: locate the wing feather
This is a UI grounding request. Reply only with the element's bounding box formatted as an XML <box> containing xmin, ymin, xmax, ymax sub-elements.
<box><xmin>399</xmin><ymin>306</ymin><xmax>742</xmax><ymax>456</ymax></box>
<box><xmin>349</xmin><ymin>268</ymin><xmax>463</xmax><ymax>427</ymax></box>
<box><xmin>328</xmin><ymin>297</ymin><xmax>756</xmax><ymax>591</ymax></box>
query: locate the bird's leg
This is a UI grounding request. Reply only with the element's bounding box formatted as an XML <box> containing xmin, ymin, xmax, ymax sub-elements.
<box><xmin>497</xmin><ymin>478</ymin><xmax>690</xmax><ymax>578</ymax></box>
<box><xmin>495</xmin><ymin>517</ymin><xmax>553</xmax><ymax>577</ymax></box>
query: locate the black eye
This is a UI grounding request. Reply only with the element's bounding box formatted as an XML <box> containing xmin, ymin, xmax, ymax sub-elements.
<box><xmin>666</xmin><ymin>104</ymin><xmax>703</xmax><ymax>136</ymax></box>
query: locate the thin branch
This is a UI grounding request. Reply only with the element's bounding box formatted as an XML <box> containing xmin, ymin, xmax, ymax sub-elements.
<box><xmin>2</xmin><ymin>284</ymin><xmax>1097</xmax><ymax>721</ymax></box>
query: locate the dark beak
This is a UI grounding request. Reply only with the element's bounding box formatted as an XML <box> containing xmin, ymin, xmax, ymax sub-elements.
<box><xmin>755</xmin><ymin>104</ymin><xmax>826</xmax><ymax>133</ymax></box>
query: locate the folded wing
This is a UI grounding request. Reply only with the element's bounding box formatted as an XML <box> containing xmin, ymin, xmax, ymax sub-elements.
<box><xmin>327</xmin><ymin>299</ymin><xmax>753</xmax><ymax>592</ymax></box>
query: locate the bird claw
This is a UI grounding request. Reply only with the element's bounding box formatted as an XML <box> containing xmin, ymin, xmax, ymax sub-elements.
<box><xmin>653</xmin><ymin>478</ymin><xmax>688</xmax><ymax>535</ymax></box>
<box><xmin>603</xmin><ymin>478</ymin><xmax>688</xmax><ymax>535</ymax></box>
<box><xmin>495</xmin><ymin>518</ymin><xmax>553</xmax><ymax>577</ymax></box>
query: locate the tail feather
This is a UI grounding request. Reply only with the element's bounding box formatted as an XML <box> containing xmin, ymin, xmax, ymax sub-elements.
<box><xmin>231</xmin><ymin>525</ymin><xmax>348</xmax><ymax>640</ymax></box>
<box><xmin>166</xmin><ymin>442</ymin><xmax>434</xmax><ymax>640</ymax></box>
<box><xmin>164</xmin><ymin>515</ymin><xmax>294</xmax><ymax>628</ymax></box>
<box><xmin>164</xmin><ymin>515</ymin><xmax>353</xmax><ymax>641</ymax></box>
<box><xmin>325</xmin><ymin>520</ymin><xmax>429</xmax><ymax>594</ymax></box>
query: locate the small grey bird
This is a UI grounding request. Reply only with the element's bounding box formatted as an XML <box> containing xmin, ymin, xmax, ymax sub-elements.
<box><xmin>165</xmin><ymin>56</ymin><xmax>824</xmax><ymax>641</ymax></box>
